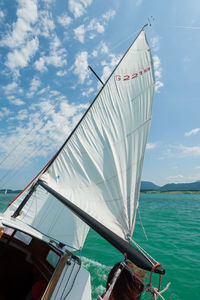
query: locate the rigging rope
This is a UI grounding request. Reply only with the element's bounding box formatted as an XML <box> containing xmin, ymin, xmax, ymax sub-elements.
<box><xmin>127</xmin><ymin>235</ymin><xmax>158</xmax><ymax>266</ymax></box>
<box><xmin>137</xmin><ymin>207</ymin><xmax>148</xmax><ymax>240</ymax></box>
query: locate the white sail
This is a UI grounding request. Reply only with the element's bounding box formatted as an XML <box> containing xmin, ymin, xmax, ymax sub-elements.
<box><xmin>4</xmin><ymin>30</ymin><xmax>155</xmax><ymax>250</ymax></box>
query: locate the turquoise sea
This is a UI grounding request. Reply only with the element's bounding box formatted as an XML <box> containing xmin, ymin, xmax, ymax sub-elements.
<box><xmin>0</xmin><ymin>193</ymin><xmax>200</xmax><ymax>299</ymax></box>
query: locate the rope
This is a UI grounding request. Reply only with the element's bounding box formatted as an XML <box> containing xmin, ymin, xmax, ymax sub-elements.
<box><xmin>145</xmin><ymin>263</ymin><xmax>170</xmax><ymax>300</ymax></box>
<box><xmin>149</xmin><ymin>264</ymin><xmax>162</xmax><ymax>287</ymax></box>
<box><xmin>151</xmin><ymin>283</ymin><xmax>171</xmax><ymax>300</ymax></box>
<box><xmin>127</xmin><ymin>235</ymin><xmax>158</xmax><ymax>266</ymax></box>
<box><xmin>146</xmin><ymin>282</ymin><xmax>171</xmax><ymax>300</ymax></box>
<box><xmin>137</xmin><ymin>207</ymin><xmax>148</xmax><ymax>240</ymax></box>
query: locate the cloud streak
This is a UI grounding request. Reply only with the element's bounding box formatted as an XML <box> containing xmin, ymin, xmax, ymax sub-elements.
<box><xmin>185</xmin><ymin>128</ymin><xmax>200</xmax><ymax>137</ymax></box>
<box><xmin>68</xmin><ymin>0</ymin><xmax>93</xmax><ymax>18</ymax></box>
<box><xmin>153</xmin><ymin>55</ymin><xmax>164</xmax><ymax>93</ymax></box>
<box><xmin>0</xmin><ymin>95</ymin><xmax>89</xmax><ymax>172</ymax></box>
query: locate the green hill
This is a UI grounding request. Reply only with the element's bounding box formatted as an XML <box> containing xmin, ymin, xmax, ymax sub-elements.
<box><xmin>140</xmin><ymin>181</ymin><xmax>161</xmax><ymax>191</ymax></box>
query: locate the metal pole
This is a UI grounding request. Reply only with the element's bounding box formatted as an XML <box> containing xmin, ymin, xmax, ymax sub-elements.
<box><xmin>88</xmin><ymin>66</ymin><xmax>105</xmax><ymax>85</ymax></box>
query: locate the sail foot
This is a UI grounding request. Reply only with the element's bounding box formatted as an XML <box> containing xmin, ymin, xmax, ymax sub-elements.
<box><xmin>38</xmin><ymin>179</ymin><xmax>165</xmax><ymax>274</ymax></box>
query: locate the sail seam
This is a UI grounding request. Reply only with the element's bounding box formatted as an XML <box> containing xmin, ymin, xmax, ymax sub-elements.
<box><xmin>131</xmin><ymin>82</ymin><xmax>155</xmax><ymax>102</ymax></box>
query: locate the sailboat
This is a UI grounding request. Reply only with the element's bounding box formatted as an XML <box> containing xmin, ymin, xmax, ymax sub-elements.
<box><xmin>0</xmin><ymin>27</ymin><xmax>166</xmax><ymax>299</ymax></box>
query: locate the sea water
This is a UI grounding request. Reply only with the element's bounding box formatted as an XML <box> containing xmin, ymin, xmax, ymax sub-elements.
<box><xmin>0</xmin><ymin>193</ymin><xmax>199</xmax><ymax>299</ymax></box>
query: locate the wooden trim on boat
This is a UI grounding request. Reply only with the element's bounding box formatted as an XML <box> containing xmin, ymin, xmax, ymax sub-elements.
<box><xmin>41</xmin><ymin>253</ymin><xmax>69</xmax><ymax>300</ymax></box>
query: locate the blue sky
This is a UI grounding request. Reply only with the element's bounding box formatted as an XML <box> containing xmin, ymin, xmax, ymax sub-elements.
<box><xmin>0</xmin><ymin>0</ymin><xmax>200</xmax><ymax>189</ymax></box>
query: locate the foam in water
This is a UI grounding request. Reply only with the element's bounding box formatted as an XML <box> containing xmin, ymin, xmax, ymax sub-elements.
<box><xmin>82</xmin><ymin>256</ymin><xmax>111</xmax><ymax>299</ymax></box>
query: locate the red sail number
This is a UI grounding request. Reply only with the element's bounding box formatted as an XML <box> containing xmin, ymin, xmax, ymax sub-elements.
<box><xmin>115</xmin><ymin>67</ymin><xmax>150</xmax><ymax>82</ymax></box>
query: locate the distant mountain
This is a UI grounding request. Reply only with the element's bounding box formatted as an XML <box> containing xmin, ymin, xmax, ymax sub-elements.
<box><xmin>160</xmin><ymin>181</ymin><xmax>200</xmax><ymax>192</ymax></box>
<box><xmin>140</xmin><ymin>181</ymin><xmax>161</xmax><ymax>191</ymax></box>
<box><xmin>140</xmin><ymin>180</ymin><xmax>200</xmax><ymax>192</ymax></box>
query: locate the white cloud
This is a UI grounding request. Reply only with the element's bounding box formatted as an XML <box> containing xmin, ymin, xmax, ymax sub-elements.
<box><xmin>30</xmin><ymin>77</ymin><xmax>41</xmax><ymax>92</ymax></box>
<box><xmin>16</xmin><ymin>109</ymin><xmax>28</xmax><ymax>120</ymax></box>
<box><xmin>0</xmin><ymin>0</ymin><xmax>38</xmax><ymax>49</ymax></box>
<box><xmin>50</xmin><ymin>35</ymin><xmax>61</xmax><ymax>50</ymax></box>
<box><xmin>3</xmin><ymin>82</ymin><xmax>18</xmax><ymax>94</ymax></box>
<box><xmin>100</xmin><ymin>52</ymin><xmax>121</xmax><ymax>84</ymax></box>
<box><xmin>151</xmin><ymin>36</ymin><xmax>160</xmax><ymax>52</ymax></box>
<box><xmin>6</xmin><ymin>37</ymin><xmax>39</xmax><ymax>70</ymax></box>
<box><xmin>37</xmin><ymin>10</ymin><xmax>55</xmax><ymax>38</ymax></box>
<box><xmin>146</xmin><ymin>143</ymin><xmax>157</xmax><ymax>150</ymax></box>
<box><xmin>185</xmin><ymin>128</ymin><xmax>200</xmax><ymax>137</ymax></box>
<box><xmin>49</xmin><ymin>90</ymin><xmax>60</xmax><ymax>97</ymax></box>
<box><xmin>68</xmin><ymin>0</ymin><xmax>93</xmax><ymax>18</ymax></box>
<box><xmin>155</xmin><ymin>81</ymin><xmax>164</xmax><ymax>92</ymax></box>
<box><xmin>0</xmin><ymin>0</ymin><xmax>41</xmax><ymax>76</ymax></box>
<box><xmin>56</xmin><ymin>70</ymin><xmax>68</xmax><ymax>77</ymax></box>
<box><xmin>37</xmin><ymin>87</ymin><xmax>49</xmax><ymax>95</ymax></box>
<box><xmin>165</xmin><ymin>173</ymin><xmax>200</xmax><ymax>184</ymax></box>
<box><xmin>0</xmin><ymin>9</ymin><xmax>5</xmax><ymax>21</ymax></box>
<box><xmin>57</xmin><ymin>13</ymin><xmax>72</xmax><ymax>27</ymax></box>
<box><xmin>102</xmin><ymin>9</ymin><xmax>116</xmax><ymax>21</ymax></box>
<box><xmin>153</xmin><ymin>55</ymin><xmax>164</xmax><ymax>93</ymax></box>
<box><xmin>26</xmin><ymin>76</ymin><xmax>41</xmax><ymax>98</ymax></box>
<box><xmin>17</xmin><ymin>0</ymin><xmax>38</xmax><ymax>24</ymax></box>
<box><xmin>74</xmin><ymin>24</ymin><xmax>85</xmax><ymax>43</ymax></box>
<box><xmin>92</xmin><ymin>50</ymin><xmax>98</xmax><ymax>57</ymax></box>
<box><xmin>34</xmin><ymin>36</ymin><xmax>67</xmax><ymax>72</ymax></box>
<box><xmin>0</xmin><ymin>97</ymin><xmax>89</xmax><ymax>170</ymax></box>
<box><xmin>46</xmin><ymin>52</ymin><xmax>67</xmax><ymax>67</ymax></box>
<box><xmin>34</xmin><ymin>57</ymin><xmax>47</xmax><ymax>72</ymax></box>
<box><xmin>100</xmin><ymin>66</ymin><xmax>111</xmax><ymax>84</ymax></box>
<box><xmin>87</xmin><ymin>19</ymin><xmax>104</xmax><ymax>34</ymax></box>
<box><xmin>88</xmin><ymin>33</ymin><xmax>96</xmax><ymax>40</ymax></box>
<box><xmin>167</xmin><ymin>144</ymin><xmax>200</xmax><ymax>159</ymax></box>
<box><xmin>153</xmin><ymin>56</ymin><xmax>162</xmax><ymax>79</ymax></box>
<box><xmin>88</xmin><ymin>41</ymin><xmax>121</xmax><ymax>89</ymax></box>
<box><xmin>102</xmin><ymin>44</ymin><xmax>109</xmax><ymax>54</ymax></box>
<box><xmin>42</xmin><ymin>0</ymin><xmax>53</xmax><ymax>3</ymax></box>
<box><xmin>73</xmin><ymin>51</ymin><xmax>89</xmax><ymax>83</ymax></box>
<box><xmin>0</xmin><ymin>107</ymin><xmax>11</xmax><ymax>120</ymax></box>
<box><xmin>177</xmin><ymin>145</ymin><xmax>200</xmax><ymax>157</ymax></box>
<box><xmin>82</xmin><ymin>87</ymin><xmax>94</xmax><ymax>97</ymax></box>
<box><xmin>8</xmin><ymin>97</ymin><xmax>25</xmax><ymax>106</ymax></box>
<box><xmin>167</xmin><ymin>174</ymin><xmax>184</xmax><ymax>180</ymax></box>
<box><xmin>73</xmin><ymin>9</ymin><xmax>115</xmax><ymax>44</ymax></box>
<box><xmin>74</xmin><ymin>19</ymin><xmax>105</xmax><ymax>43</ymax></box>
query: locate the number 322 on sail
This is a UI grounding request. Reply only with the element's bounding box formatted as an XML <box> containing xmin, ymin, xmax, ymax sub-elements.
<box><xmin>115</xmin><ymin>66</ymin><xmax>150</xmax><ymax>81</ymax></box>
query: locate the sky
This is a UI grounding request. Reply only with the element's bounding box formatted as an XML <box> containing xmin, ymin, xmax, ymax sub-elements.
<box><xmin>0</xmin><ymin>0</ymin><xmax>200</xmax><ymax>189</ymax></box>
